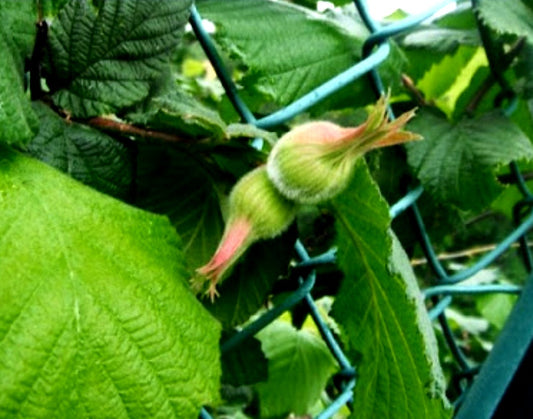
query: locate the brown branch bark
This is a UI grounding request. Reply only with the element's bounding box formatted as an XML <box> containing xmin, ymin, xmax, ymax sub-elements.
<box><xmin>86</xmin><ymin>117</ymin><xmax>197</xmax><ymax>144</ymax></box>
<box><xmin>401</xmin><ymin>73</ymin><xmax>431</xmax><ymax>106</ymax></box>
<box><xmin>411</xmin><ymin>241</ymin><xmax>533</xmax><ymax>266</ymax></box>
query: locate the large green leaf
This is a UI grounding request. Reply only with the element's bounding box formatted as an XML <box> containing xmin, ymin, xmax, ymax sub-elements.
<box><xmin>46</xmin><ymin>0</ymin><xmax>192</xmax><ymax>117</ymax></box>
<box><xmin>407</xmin><ymin>110</ymin><xmax>533</xmax><ymax>211</ymax></box>
<box><xmin>255</xmin><ymin>320</ymin><xmax>337</xmax><ymax>418</ymax></box>
<box><xmin>197</xmin><ymin>0</ymin><xmax>370</xmax><ymax>110</ymax></box>
<box><xmin>0</xmin><ymin>30</ymin><xmax>39</xmax><ymax>145</ymax></box>
<box><xmin>477</xmin><ymin>0</ymin><xmax>533</xmax><ymax>42</ymax></box>
<box><xmin>330</xmin><ymin>161</ymin><xmax>451</xmax><ymax>419</ymax></box>
<box><xmin>28</xmin><ymin>102</ymin><xmax>133</xmax><ymax>199</ymax></box>
<box><xmin>0</xmin><ymin>148</ymin><xmax>221</xmax><ymax>417</ymax></box>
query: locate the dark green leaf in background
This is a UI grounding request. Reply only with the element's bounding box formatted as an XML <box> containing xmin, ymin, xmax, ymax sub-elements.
<box><xmin>511</xmin><ymin>99</ymin><xmax>533</xmax><ymax>142</ymax></box>
<box><xmin>41</xmin><ymin>0</ymin><xmax>70</xmax><ymax>17</ymax></box>
<box><xmin>0</xmin><ymin>148</ymin><xmax>221</xmax><ymax>417</ymax></box>
<box><xmin>127</xmin><ymin>89</ymin><xmax>228</xmax><ymax>139</ymax></box>
<box><xmin>0</xmin><ymin>30</ymin><xmax>39</xmax><ymax>145</ymax></box>
<box><xmin>399</xmin><ymin>5</ymin><xmax>479</xmax><ymax>83</ymax></box>
<box><xmin>514</xmin><ymin>42</ymin><xmax>533</xmax><ymax>99</ymax></box>
<box><xmin>127</xmin><ymin>88</ymin><xmax>277</xmax><ymax>142</ymax></box>
<box><xmin>401</xmin><ymin>28</ymin><xmax>479</xmax><ymax>55</ymax></box>
<box><xmin>135</xmin><ymin>144</ymin><xmax>225</xmax><ymax>271</ymax></box>
<box><xmin>476</xmin><ymin>292</ymin><xmax>518</xmax><ymax>331</ymax></box>
<box><xmin>206</xmin><ymin>231</ymin><xmax>296</xmax><ymax>329</ymax></box>
<box><xmin>255</xmin><ymin>320</ymin><xmax>337</xmax><ymax>418</ymax></box>
<box><xmin>27</xmin><ymin>102</ymin><xmax>133</xmax><ymax>199</ymax></box>
<box><xmin>330</xmin><ymin>161</ymin><xmax>452</xmax><ymax>418</ymax></box>
<box><xmin>198</xmin><ymin>0</ymin><xmax>407</xmax><ymax>115</ymax></box>
<box><xmin>0</xmin><ymin>1</ymin><xmax>37</xmax><ymax>65</ymax></box>
<box><xmin>221</xmin><ymin>335</ymin><xmax>268</xmax><ymax>387</ymax></box>
<box><xmin>197</xmin><ymin>0</ymin><xmax>365</xmax><ymax>110</ymax></box>
<box><xmin>407</xmin><ymin>110</ymin><xmax>533</xmax><ymax>211</ymax></box>
<box><xmin>477</xmin><ymin>0</ymin><xmax>533</xmax><ymax>42</ymax></box>
<box><xmin>46</xmin><ymin>0</ymin><xmax>192</xmax><ymax>117</ymax></box>
<box><xmin>197</xmin><ymin>0</ymin><xmax>360</xmax><ymax>106</ymax></box>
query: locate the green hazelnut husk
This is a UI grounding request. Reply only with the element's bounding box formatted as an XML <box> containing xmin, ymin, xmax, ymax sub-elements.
<box><xmin>267</xmin><ymin>95</ymin><xmax>422</xmax><ymax>204</ymax></box>
<box><xmin>228</xmin><ymin>165</ymin><xmax>297</xmax><ymax>239</ymax></box>
<box><xmin>193</xmin><ymin>166</ymin><xmax>296</xmax><ymax>300</ymax></box>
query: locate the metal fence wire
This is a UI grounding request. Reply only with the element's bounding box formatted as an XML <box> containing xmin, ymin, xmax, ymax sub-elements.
<box><xmin>190</xmin><ymin>1</ymin><xmax>533</xmax><ymax>418</ymax></box>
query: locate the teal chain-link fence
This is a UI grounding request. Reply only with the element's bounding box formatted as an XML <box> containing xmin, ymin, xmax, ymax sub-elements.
<box><xmin>190</xmin><ymin>1</ymin><xmax>533</xmax><ymax>417</ymax></box>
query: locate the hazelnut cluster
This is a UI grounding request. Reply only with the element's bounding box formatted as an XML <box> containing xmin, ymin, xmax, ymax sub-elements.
<box><xmin>193</xmin><ymin>95</ymin><xmax>421</xmax><ymax>300</ymax></box>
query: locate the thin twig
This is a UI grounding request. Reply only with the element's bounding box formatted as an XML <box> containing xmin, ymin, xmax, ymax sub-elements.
<box><xmin>36</xmin><ymin>0</ymin><xmax>43</xmax><ymax>22</ymax></box>
<box><xmin>86</xmin><ymin>116</ymin><xmax>198</xmax><ymax>144</ymax></box>
<box><xmin>401</xmin><ymin>73</ymin><xmax>431</xmax><ymax>106</ymax></box>
<box><xmin>411</xmin><ymin>241</ymin><xmax>533</xmax><ymax>266</ymax></box>
<box><xmin>464</xmin><ymin>75</ymin><xmax>495</xmax><ymax>116</ymax></box>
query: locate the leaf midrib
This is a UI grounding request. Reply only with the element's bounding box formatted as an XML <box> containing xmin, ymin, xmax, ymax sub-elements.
<box><xmin>335</xmin><ymin>207</ymin><xmax>430</xmax><ymax>417</ymax></box>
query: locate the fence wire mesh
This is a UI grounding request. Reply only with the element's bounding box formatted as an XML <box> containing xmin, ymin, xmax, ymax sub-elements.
<box><xmin>190</xmin><ymin>1</ymin><xmax>533</xmax><ymax>417</ymax></box>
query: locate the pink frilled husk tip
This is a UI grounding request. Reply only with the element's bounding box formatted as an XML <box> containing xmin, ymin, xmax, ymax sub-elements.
<box><xmin>347</xmin><ymin>94</ymin><xmax>423</xmax><ymax>155</ymax></box>
<box><xmin>192</xmin><ymin>217</ymin><xmax>254</xmax><ymax>302</ymax></box>
<box><xmin>284</xmin><ymin>94</ymin><xmax>422</xmax><ymax>161</ymax></box>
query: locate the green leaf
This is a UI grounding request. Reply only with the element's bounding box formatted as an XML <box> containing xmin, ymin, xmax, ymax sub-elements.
<box><xmin>477</xmin><ymin>0</ymin><xmax>533</xmax><ymax>42</ymax></box>
<box><xmin>225</xmin><ymin>123</ymin><xmax>277</xmax><ymax>145</ymax></box>
<box><xmin>400</xmin><ymin>8</ymin><xmax>479</xmax><ymax>83</ymax></box>
<box><xmin>0</xmin><ymin>148</ymin><xmax>221</xmax><ymax>417</ymax></box>
<box><xmin>211</xmin><ymin>144</ymin><xmax>267</xmax><ymax>180</ymax></box>
<box><xmin>221</xmin><ymin>335</ymin><xmax>268</xmax><ymax>386</ymax></box>
<box><xmin>514</xmin><ymin>42</ymin><xmax>533</xmax><ymax>99</ymax></box>
<box><xmin>135</xmin><ymin>144</ymin><xmax>225</xmax><ymax>270</ymax></box>
<box><xmin>196</xmin><ymin>0</ymin><xmax>364</xmax><ymax>109</ymax></box>
<box><xmin>128</xmin><ymin>87</ymin><xmax>276</xmax><ymax>142</ymax></box>
<box><xmin>511</xmin><ymin>99</ymin><xmax>533</xmax><ymax>141</ymax></box>
<box><xmin>407</xmin><ymin>110</ymin><xmax>533</xmax><ymax>211</ymax></box>
<box><xmin>206</xmin><ymin>231</ymin><xmax>295</xmax><ymax>329</ymax></box>
<box><xmin>198</xmin><ymin>0</ymin><xmax>407</xmax><ymax>114</ymax></box>
<box><xmin>255</xmin><ymin>320</ymin><xmax>337</xmax><ymax>418</ymax></box>
<box><xmin>41</xmin><ymin>0</ymin><xmax>70</xmax><ymax>17</ymax></box>
<box><xmin>27</xmin><ymin>102</ymin><xmax>133</xmax><ymax>199</ymax></box>
<box><xmin>0</xmin><ymin>1</ymin><xmax>37</xmax><ymax>64</ymax></box>
<box><xmin>435</xmin><ymin>5</ymin><xmax>478</xmax><ymax>30</ymax></box>
<box><xmin>452</xmin><ymin>64</ymin><xmax>493</xmax><ymax>119</ymax></box>
<box><xmin>127</xmin><ymin>89</ymin><xmax>228</xmax><ymax>139</ymax></box>
<box><xmin>476</xmin><ymin>293</ymin><xmax>518</xmax><ymax>331</ymax></box>
<box><xmin>0</xmin><ymin>30</ymin><xmax>39</xmax><ymax>145</ymax></box>
<box><xmin>330</xmin><ymin>161</ymin><xmax>452</xmax><ymax>419</ymax></box>
<box><xmin>416</xmin><ymin>46</ymin><xmax>487</xmax><ymax>118</ymax></box>
<box><xmin>401</xmin><ymin>28</ymin><xmax>479</xmax><ymax>54</ymax></box>
<box><xmin>46</xmin><ymin>0</ymin><xmax>192</xmax><ymax>117</ymax></box>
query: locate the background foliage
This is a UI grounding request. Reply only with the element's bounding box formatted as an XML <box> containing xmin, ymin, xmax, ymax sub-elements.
<box><xmin>1</xmin><ymin>0</ymin><xmax>533</xmax><ymax>418</ymax></box>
